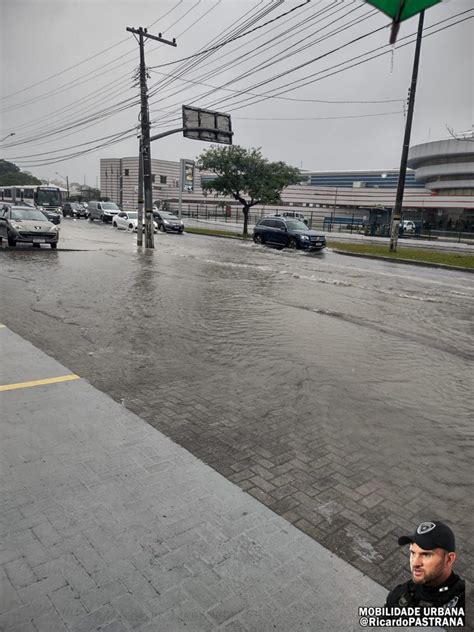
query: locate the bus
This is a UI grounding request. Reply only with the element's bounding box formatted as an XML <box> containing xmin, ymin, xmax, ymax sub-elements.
<box><xmin>0</xmin><ymin>185</ymin><xmax>66</xmax><ymax>213</ymax></box>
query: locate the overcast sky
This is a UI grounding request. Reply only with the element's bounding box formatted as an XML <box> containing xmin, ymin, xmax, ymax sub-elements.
<box><xmin>1</xmin><ymin>0</ymin><xmax>472</xmax><ymax>187</ymax></box>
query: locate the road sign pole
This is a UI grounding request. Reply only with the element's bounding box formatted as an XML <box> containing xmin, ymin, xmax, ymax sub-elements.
<box><xmin>389</xmin><ymin>10</ymin><xmax>424</xmax><ymax>252</ymax></box>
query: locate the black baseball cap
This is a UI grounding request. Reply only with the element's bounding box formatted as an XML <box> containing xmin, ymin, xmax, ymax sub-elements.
<box><xmin>398</xmin><ymin>521</ymin><xmax>455</xmax><ymax>552</ymax></box>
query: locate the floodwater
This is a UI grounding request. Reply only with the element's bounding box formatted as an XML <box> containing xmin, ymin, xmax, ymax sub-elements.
<box><xmin>1</xmin><ymin>221</ymin><xmax>473</xmax><ymax>588</ymax></box>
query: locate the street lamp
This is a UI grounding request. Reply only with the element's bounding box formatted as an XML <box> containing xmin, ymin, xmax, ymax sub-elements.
<box><xmin>0</xmin><ymin>132</ymin><xmax>15</xmax><ymax>143</ymax></box>
<box><xmin>55</xmin><ymin>171</ymin><xmax>70</xmax><ymax>199</ymax></box>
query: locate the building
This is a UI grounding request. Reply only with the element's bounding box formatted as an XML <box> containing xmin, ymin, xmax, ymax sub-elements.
<box><xmin>100</xmin><ymin>141</ymin><xmax>474</xmax><ymax>230</ymax></box>
<box><xmin>100</xmin><ymin>157</ymin><xmax>205</xmax><ymax>211</ymax></box>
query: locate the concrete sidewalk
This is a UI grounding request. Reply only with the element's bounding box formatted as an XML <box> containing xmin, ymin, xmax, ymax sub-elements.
<box><xmin>0</xmin><ymin>327</ymin><xmax>439</xmax><ymax>631</ymax></box>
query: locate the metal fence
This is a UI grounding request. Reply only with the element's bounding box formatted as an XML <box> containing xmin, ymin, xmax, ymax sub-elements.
<box><xmin>176</xmin><ymin>203</ymin><xmax>474</xmax><ymax>246</ymax></box>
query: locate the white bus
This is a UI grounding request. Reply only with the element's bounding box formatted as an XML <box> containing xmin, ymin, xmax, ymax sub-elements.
<box><xmin>0</xmin><ymin>185</ymin><xmax>66</xmax><ymax>213</ymax></box>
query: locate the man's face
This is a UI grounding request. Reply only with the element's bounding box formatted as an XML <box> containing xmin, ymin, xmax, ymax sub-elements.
<box><xmin>409</xmin><ymin>543</ymin><xmax>454</xmax><ymax>586</ymax></box>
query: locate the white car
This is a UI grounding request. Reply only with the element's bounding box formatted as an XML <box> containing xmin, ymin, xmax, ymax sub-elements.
<box><xmin>112</xmin><ymin>211</ymin><xmax>157</xmax><ymax>232</ymax></box>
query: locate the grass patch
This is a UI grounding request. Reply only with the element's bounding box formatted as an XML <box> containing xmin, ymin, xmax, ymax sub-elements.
<box><xmin>185</xmin><ymin>226</ymin><xmax>250</xmax><ymax>239</ymax></box>
<box><xmin>328</xmin><ymin>241</ymin><xmax>474</xmax><ymax>269</ymax></box>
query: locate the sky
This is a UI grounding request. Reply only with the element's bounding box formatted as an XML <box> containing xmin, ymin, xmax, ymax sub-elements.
<box><xmin>0</xmin><ymin>0</ymin><xmax>472</xmax><ymax>188</ymax></box>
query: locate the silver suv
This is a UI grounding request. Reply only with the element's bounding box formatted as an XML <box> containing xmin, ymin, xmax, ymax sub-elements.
<box><xmin>88</xmin><ymin>201</ymin><xmax>121</xmax><ymax>223</ymax></box>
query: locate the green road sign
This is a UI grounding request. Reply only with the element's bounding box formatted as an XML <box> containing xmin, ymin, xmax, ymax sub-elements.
<box><xmin>365</xmin><ymin>0</ymin><xmax>441</xmax><ymax>42</ymax></box>
<box><xmin>365</xmin><ymin>0</ymin><xmax>441</xmax><ymax>21</ymax></box>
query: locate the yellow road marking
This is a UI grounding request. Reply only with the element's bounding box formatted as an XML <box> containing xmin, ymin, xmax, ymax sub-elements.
<box><xmin>0</xmin><ymin>374</ymin><xmax>80</xmax><ymax>392</ymax></box>
<box><xmin>0</xmin><ymin>324</ymin><xmax>6</xmax><ymax>329</ymax></box>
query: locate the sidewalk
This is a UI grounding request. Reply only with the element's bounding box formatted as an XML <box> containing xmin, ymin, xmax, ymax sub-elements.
<box><xmin>0</xmin><ymin>327</ymin><xmax>439</xmax><ymax>631</ymax></box>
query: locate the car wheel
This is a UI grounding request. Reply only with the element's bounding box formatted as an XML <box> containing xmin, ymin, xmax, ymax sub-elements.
<box><xmin>100</xmin><ymin>215</ymin><xmax>104</xmax><ymax>222</ymax></box>
<box><xmin>33</xmin><ymin>243</ymin><xmax>41</xmax><ymax>248</ymax></box>
<box><xmin>288</xmin><ymin>237</ymin><xmax>298</xmax><ymax>249</ymax></box>
<box><xmin>50</xmin><ymin>243</ymin><xmax>57</xmax><ymax>249</ymax></box>
<box><xmin>253</xmin><ymin>233</ymin><xmax>263</xmax><ymax>244</ymax></box>
<box><xmin>179</xmin><ymin>229</ymin><xmax>184</xmax><ymax>234</ymax></box>
<box><xmin>88</xmin><ymin>215</ymin><xmax>93</xmax><ymax>222</ymax></box>
<box><xmin>112</xmin><ymin>221</ymin><xmax>117</xmax><ymax>228</ymax></box>
<box><xmin>7</xmin><ymin>233</ymin><xmax>16</xmax><ymax>247</ymax></box>
<box><xmin>128</xmin><ymin>223</ymin><xmax>134</xmax><ymax>230</ymax></box>
<box><xmin>159</xmin><ymin>224</ymin><xmax>165</xmax><ymax>232</ymax></box>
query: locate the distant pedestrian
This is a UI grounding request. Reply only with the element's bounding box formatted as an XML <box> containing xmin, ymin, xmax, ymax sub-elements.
<box><xmin>386</xmin><ymin>521</ymin><xmax>465</xmax><ymax>615</ymax></box>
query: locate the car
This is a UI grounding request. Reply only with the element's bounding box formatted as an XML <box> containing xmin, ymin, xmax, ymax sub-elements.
<box><xmin>38</xmin><ymin>208</ymin><xmax>62</xmax><ymax>224</ymax></box>
<box><xmin>88</xmin><ymin>201</ymin><xmax>121</xmax><ymax>222</ymax></box>
<box><xmin>253</xmin><ymin>217</ymin><xmax>326</xmax><ymax>251</ymax></box>
<box><xmin>112</xmin><ymin>211</ymin><xmax>158</xmax><ymax>233</ymax></box>
<box><xmin>401</xmin><ymin>220</ymin><xmax>416</xmax><ymax>233</ymax></box>
<box><xmin>63</xmin><ymin>202</ymin><xmax>88</xmax><ymax>218</ymax></box>
<box><xmin>152</xmin><ymin>210</ymin><xmax>184</xmax><ymax>233</ymax></box>
<box><xmin>0</xmin><ymin>205</ymin><xmax>59</xmax><ymax>248</ymax></box>
<box><xmin>271</xmin><ymin>211</ymin><xmax>309</xmax><ymax>225</ymax></box>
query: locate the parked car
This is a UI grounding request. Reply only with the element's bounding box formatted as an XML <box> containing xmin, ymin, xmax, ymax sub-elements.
<box><xmin>63</xmin><ymin>202</ymin><xmax>88</xmax><ymax>218</ymax></box>
<box><xmin>271</xmin><ymin>211</ymin><xmax>309</xmax><ymax>226</ymax></box>
<box><xmin>253</xmin><ymin>217</ymin><xmax>326</xmax><ymax>251</ymax></box>
<box><xmin>112</xmin><ymin>211</ymin><xmax>158</xmax><ymax>232</ymax></box>
<box><xmin>152</xmin><ymin>210</ymin><xmax>184</xmax><ymax>233</ymax></box>
<box><xmin>401</xmin><ymin>220</ymin><xmax>416</xmax><ymax>233</ymax></box>
<box><xmin>0</xmin><ymin>205</ymin><xmax>59</xmax><ymax>248</ymax></box>
<box><xmin>88</xmin><ymin>201</ymin><xmax>121</xmax><ymax>222</ymax></box>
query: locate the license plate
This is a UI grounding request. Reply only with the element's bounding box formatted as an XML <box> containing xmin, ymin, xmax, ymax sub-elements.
<box><xmin>33</xmin><ymin>238</ymin><xmax>45</xmax><ymax>243</ymax></box>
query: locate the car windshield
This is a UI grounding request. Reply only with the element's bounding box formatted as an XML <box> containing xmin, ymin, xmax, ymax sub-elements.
<box><xmin>286</xmin><ymin>220</ymin><xmax>308</xmax><ymax>231</ymax></box>
<box><xmin>127</xmin><ymin>212</ymin><xmax>138</xmax><ymax>219</ymax></box>
<box><xmin>102</xmin><ymin>202</ymin><xmax>119</xmax><ymax>210</ymax></box>
<box><xmin>162</xmin><ymin>213</ymin><xmax>178</xmax><ymax>220</ymax></box>
<box><xmin>11</xmin><ymin>209</ymin><xmax>48</xmax><ymax>221</ymax></box>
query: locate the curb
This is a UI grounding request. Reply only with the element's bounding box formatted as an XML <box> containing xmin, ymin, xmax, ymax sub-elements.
<box><xmin>330</xmin><ymin>249</ymin><xmax>474</xmax><ymax>273</ymax></box>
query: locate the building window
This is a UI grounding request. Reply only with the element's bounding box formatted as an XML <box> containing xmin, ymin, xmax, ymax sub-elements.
<box><xmin>124</xmin><ymin>169</ymin><xmax>129</xmax><ymax>176</ymax></box>
<box><xmin>152</xmin><ymin>175</ymin><xmax>156</xmax><ymax>183</ymax></box>
<box><xmin>160</xmin><ymin>175</ymin><xmax>167</xmax><ymax>184</ymax></box>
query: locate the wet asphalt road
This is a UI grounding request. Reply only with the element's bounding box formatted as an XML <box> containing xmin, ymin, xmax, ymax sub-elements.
<box><xmin>1</xmin><ymin>219</ymin><xmax>473</xmax><ymax>594</ymax></box>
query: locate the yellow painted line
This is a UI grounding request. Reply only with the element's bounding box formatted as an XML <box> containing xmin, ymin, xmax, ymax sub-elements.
<box><xmin>0</xmin><ymin>374</ymin><xmax>80</xmax><ymax>393</ymax></box>
<box><xmin>0</xmin><ymin>324</ymin><xmax>6</xmax><ymax>329</ymax></box>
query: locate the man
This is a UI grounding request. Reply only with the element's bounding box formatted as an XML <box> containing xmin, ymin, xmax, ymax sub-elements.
<box><xmin>386</xmin><ymin>521</ymin><xmax>465</xmax><ymax>613</ymax></box>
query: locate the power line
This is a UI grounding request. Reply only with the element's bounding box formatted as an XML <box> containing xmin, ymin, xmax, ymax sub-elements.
<box><xmin>149</xmin><ymin>0</ymin><xmax>311</xmax><ymax>69</ymax></box>
<box><xmin>0</xmin><ymin>0</ymin><xmax>186</xmax><ymax>102</ymax></box>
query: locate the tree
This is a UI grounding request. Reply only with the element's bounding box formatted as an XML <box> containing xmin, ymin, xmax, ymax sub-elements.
<box><xmin>196</xmin><ymin>146</ymin><xmax>302</xmax><ymax>236</ymax></box>
<box><xmin>0</xmin><ymin>159</ymin><xmax>42</xmax><ymax>185</ymax></box>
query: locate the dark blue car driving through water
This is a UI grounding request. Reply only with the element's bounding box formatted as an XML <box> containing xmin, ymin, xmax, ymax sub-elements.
<box><xmin>253</xmin><ymin>217</ymin><xmax>326</xmax><ymax>251</ymax></box>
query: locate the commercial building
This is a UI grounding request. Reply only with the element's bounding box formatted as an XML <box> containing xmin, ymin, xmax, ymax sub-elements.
<box><xmin>100</xmin><ymin>137</ymin><xmax>474</xmax><ymax>230</ymax></box>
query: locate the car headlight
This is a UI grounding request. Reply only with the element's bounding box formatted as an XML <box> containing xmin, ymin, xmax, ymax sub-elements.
<box><xmin>163</xmin><ymin>219</ymin><xmax>169</xmax><ymax>225</ymax></box>
<box><xmin>50</xmin><ymin>226</ymin><xmax>59</xmax><ymax>232</ymax></box>
<box><xmin>12</xmin><ymin>223</ymin><xmax>22</xmax><ymax>230</ymax></box>
<box><xmin>300</xmin><ymin>235</ymin><xmax>309</xmax><ymax>240</ymax></box>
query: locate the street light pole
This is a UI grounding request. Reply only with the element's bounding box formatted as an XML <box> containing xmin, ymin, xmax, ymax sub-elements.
<box><xmin>55</xmin><ymin>171</ymin><xmax>70</xmax><ymax>199</ymax></box>
<box><xmin>389</xmin><ymin>10</ymin><xmax>425</xmax><ymax>252</ymax></box>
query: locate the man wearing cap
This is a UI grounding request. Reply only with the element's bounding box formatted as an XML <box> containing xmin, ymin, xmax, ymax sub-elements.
<box><xmin>386</xmin><ymin>521</ymin><xmax>465</xmax><ymax>614</ymax></box>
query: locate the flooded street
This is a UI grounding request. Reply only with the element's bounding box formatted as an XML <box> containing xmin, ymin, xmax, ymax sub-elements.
<box><xmin>1</xmin><ymin>221</ymin><xmax>473</xmax><ymax>591</ymax></box>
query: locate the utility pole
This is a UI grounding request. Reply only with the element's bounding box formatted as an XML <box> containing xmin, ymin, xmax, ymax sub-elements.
<box><xmin>137</xmin><ymin>138</ymin><xmax>144</xmax><ymax>247</ymax></box>
<box><xmin>127</xmin><ymin>26</ymin><xmax>176</xmax><ymax>249</ymax></box>
<box><xmin>389</xmin><ymin>10</ymin><xmax>424</xmax><ymax>252</ymax></box>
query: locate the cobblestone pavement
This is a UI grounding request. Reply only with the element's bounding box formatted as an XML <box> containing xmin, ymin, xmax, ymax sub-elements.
<box><xmin>1</xmin><ymin>327</ymin><xmax>394</xmax><ymax>631</ymax></box>
<box><xmin>1</xmin><ymin>223</ymin><xmax>472</xmax><ymax>608</ymax></box>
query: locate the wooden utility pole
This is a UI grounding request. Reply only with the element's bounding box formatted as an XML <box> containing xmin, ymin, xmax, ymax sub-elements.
<box><xmin>127</xmin><ymin>27</ymin><xmax>176</xmax><ymax>248</ymax></box>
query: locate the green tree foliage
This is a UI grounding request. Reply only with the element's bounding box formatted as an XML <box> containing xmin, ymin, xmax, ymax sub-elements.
<box><xmin>196</xmin><ymin>146</ymin><xmax>301</xmax><ymax>235</ymax></box>
<box><xmin>0</xmin><ymin>159</ymin><xmax>41</xmax><ymax>185</ymax></box>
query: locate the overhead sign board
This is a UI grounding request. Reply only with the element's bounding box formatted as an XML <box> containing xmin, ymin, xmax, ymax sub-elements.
<box><xmin>182</xmin><ymin>105</ymin><xmax>233</xmax><ymax>145</ymax></box>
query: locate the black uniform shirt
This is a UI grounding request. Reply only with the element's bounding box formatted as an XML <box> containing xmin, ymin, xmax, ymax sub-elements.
<box><xmin>386</xmin><ymin>572</ymin><xmax>465</xmax><ymax>615</ymax></box>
